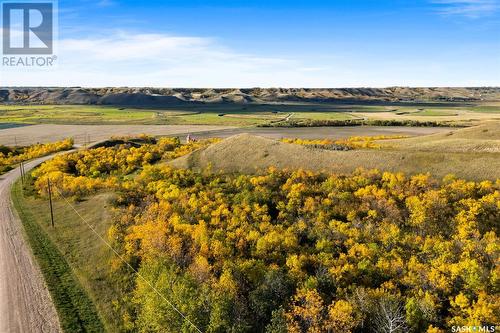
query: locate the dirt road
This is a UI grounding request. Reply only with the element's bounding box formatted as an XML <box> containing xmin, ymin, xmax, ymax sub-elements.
<box><xmin>0</xmin><ymin>156</ymin><xmax>61</xmax><ymax>333</ymax></box>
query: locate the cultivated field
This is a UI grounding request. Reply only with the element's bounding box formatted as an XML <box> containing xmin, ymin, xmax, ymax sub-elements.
<box><xmin>0</xmin><ymin>101</ymin><xmax>499</xmax><ymax>127</ymax></box>
<box><xmin>0</xmin><ymin>124</ymin><xmax>454</xmax><ymax>146</ymax></box>
<box><xmin>0</xmin><ymin>124</ymin><xmax>235</xmax><ymax>146</ymax></box>
<box><xmin>2</xmin><ymin>100</ymin><xmax>499</xmax><ymax>146</ymax></box>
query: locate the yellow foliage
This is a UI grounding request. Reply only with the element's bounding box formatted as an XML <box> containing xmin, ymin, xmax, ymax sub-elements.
<box><xmin>282</xmin><ymin>135</ymin><xmax>408</xmax><ymax>150</ymax></box>
<box><xmin>325</xmin><ymin>300</ymin><xmax>358</xmax><ymax>332</ymax></box>
<box><xmin>427</xmin><ymin>326</ymin><xmax>445</xmax><ymax>333</ymax></box>
<box><xmin>285</xmin><ymin>288</ymin><xmax>325</xmax><ymax>333</ymax></box>
<box><xmin>0</xmin><ymin>138</ymin><xmax>73</xmax><ymax>170</ymax></box>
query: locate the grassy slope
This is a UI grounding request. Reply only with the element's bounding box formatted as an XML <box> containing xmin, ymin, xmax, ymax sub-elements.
<box><xmin>382</xmin><ymin>121</ymin><xmax>500</xmax><ymax>152</ymax></box>
<box><xmin>171</xmin><ymin>123</ymin><xmax>500</xmax><ymax>181</ymax></box>
<box><xmin>12</xmin><ymin>178</ymin><xmax>124</xmax><ymax>332</ymax></box>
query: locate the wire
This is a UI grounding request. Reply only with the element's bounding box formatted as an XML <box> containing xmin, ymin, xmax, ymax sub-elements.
<box><xmin>52</xmin><ymin>185</ymin><xmax>203</xmax><ymax>333</ymax></box>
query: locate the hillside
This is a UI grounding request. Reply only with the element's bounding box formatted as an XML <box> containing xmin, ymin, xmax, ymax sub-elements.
<box><xmin>1</xmin><ymin>87</ymin><xmax>499</xmax><ymax>106</ymax></box>
<box><xmin>170</xmin><ymin>125</ymin><xmax>500</xmax><ymax>180</ymax></box>
<box><xmin>383</xmin><ymin>121</ymin><xmax>500</xmax><ymax>153</ymax></box>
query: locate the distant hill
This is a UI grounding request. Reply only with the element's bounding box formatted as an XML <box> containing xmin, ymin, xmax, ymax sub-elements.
<box><xmin>0</xmin><ymin>87</ymin><xmax>499</xmax><ymax>106</ymax></box>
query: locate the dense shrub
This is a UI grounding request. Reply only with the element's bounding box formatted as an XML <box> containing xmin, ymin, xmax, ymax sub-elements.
<box><xmin>260</xmin><ymin>119</ymin><xmax>462</xmax><ymax>128</ymax></box>
<box><xmin>108</xmin><ymin>167</ymin><xmax>499</xmax><ymax>332</ymax></box>
<box><xmin>281</xmin><ymin>135</ymin><xmax>408</xmax><ymax>150</ymax></box>
<box><xmin>0</xmin><ymin>138</ymin><xmax>73</xmax><ymax>173</ymax></box>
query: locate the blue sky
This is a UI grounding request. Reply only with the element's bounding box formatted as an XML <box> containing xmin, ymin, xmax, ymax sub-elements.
<box><xmin>3</xmin><ymin>0</ymin><xmax>500</xmax><ymax>87</ymax></box>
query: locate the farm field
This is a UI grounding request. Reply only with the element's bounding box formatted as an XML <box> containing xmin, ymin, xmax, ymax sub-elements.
<box><xmin>0</xmin><ymin>104</ymin><xmax>353</xmax><ymax>126</ymax></box>
<box><xmin>0</xmin><ymin>123</ymin><xmax>453</xmax><ymax>146</ymax></box>
<box><xmin>0</xmin><ymin>101</ymin><xmax>499</xmax><ymax>127</ymax></box>
<box><xmin>1</xmin><ymin>100</ymin><xmax>499</xmax><ymax>146</ymax></box>
<box><xmin>0</xmin><ymin>124</ymin><xmax>235</xmax><ymax>146</ymax></box>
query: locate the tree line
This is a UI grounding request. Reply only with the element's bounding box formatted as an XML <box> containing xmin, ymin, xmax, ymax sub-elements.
<box><xmin>0</xmin><ymin>138</ymin><xmax>73</xmax><ymax>174</ymax></box>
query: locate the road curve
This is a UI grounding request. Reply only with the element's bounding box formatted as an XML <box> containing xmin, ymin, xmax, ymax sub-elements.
<box><xmin>0</xmin><ymin>155</ymin><xmax>61</xmax><ymax>333</ymax></box>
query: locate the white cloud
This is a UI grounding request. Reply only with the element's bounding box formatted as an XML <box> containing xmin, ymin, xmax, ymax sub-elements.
<box><xmin>1</xmin><ymin>31</ymin><xmax>499</xmax><ymax>87</ymax></box>
<box><xmin>0</xmin><ymin>31</ymin><xmax>336</xmax><ymax>87</ymax></box>
<box><xmin>431</xmin><ymin>0</ymin><xmax>500</xmax><ymax>18</ymax></box>
<box><xmin>60</xmin><ymin>33</ymin><xmax>214</xmax><ymax>61</ymax></box>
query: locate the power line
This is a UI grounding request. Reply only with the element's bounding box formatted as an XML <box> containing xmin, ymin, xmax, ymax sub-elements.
<box><xmin>52</xmin><ymin>185</ymin><xmax>203</xmax><ymax>333</ymax></box>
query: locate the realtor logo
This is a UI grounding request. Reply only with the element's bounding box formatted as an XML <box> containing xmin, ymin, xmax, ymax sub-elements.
<box><xmin>1</xmin><ymin>1</ymin><xmax>57</xmax><ymax>67</ymax></box>
<box><xmin>2</xmin><ymin>2</ymin><xmax>53</xmax><ymax>54</ymax></box>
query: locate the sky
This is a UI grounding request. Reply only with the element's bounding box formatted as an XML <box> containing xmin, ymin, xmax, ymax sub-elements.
<box><xmin>1</xmin><ymin>0</ymin><xmax>499</xmax><ymax>87</ymax></box>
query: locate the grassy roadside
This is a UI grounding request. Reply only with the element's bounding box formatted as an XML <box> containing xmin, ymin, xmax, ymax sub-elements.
<box><xmin>11</xmin><ymin>176</ymin><xmax>124</xmax><ymax>332</ymax></box>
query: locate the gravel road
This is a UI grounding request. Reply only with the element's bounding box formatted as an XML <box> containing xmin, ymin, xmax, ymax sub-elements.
<box><xmin>0</xmin><ymin>156</ymin><xmax>61</xmax><ymax>333</ymax></box>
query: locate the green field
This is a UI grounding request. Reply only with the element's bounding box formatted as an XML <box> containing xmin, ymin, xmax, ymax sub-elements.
<box><xmin>0</xmin><ymin>102</ymin><xmax>499</xmax><ymax>126</ymax></box>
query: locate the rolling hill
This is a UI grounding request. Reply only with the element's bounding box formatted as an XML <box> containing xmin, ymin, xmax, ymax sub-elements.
<box><xmin>170</xmin><ymin>123</ymin><xmax>500</xmax><ymax>180</ymax></box>
<box><xmin>1</xmin><ymin>87</ymin><xmax>499</xmax><ymax>106</ymax></box>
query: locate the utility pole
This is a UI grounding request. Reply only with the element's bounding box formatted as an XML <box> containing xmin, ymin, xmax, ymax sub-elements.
<box><xmin>83</xmin><ymin>132</ymin><xmax>90</xmax><ymax>147</ymax></box>
<box><xmin>19</xmin><ymin>162</ymin><xmax>25</xmax><ymax>184</ymax></box>
<box><xmin>47</xmin><ymin>178</ymin><xmax>55</xmax><ymax>228</ymax></box>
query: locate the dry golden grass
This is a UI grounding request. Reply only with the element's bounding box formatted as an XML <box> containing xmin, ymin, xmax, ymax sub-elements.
<box><xmin>355</xmin><ymin>110</ymin><xmax>500</xmax><ymax>124</ymax></box>
<box><xmin>170</xmin><ymin>122</ymin><xmax>500</xmax><ymax>180</ymax></box>
<box><xmin>382</xmin><ymin>121</ymin><xmax>500</xmax><ymax>153</ymax></box>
